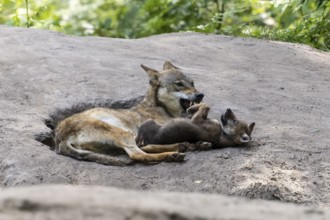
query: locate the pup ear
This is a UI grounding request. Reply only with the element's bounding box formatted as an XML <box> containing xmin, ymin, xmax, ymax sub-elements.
<box><xmin>249</xmin><ymin>122</ymin><xmax>255</xmax><ymax>134</ymax></box>
<box><xmin>225</xmin><ymin>108</ymin><xmax>237</xmax><ymax>121</ymax></box>
<box><xmin>141</xmin><ymin>64</ymin><xmax>160</xmax><ymax>86</ymax></box>
<box><xmin>221</xmin><ymin>114</ymin><xmax>227</xmax><ymax>126</ymax></box>
<box><xmin>163</xmin><ymin>61</ymin><xmax>180</xmax><ymax>70</ymax></box>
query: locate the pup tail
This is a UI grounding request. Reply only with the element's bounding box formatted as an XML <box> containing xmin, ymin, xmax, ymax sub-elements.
<box><xmin>57</xmin><ymin>141</ymin><xmax>135</xmax><ymax>166</ymax></box>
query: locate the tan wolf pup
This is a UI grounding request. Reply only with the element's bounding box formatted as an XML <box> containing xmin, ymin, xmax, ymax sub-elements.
<box><xmin>55</xmin><ymin>62</ymin><xmax>204</xmax><ymax>165</ymax></box>
<box><xmin>135</xmin><ymin>103</ymin><xmax>255</xmax><ymax>153</ymax></box>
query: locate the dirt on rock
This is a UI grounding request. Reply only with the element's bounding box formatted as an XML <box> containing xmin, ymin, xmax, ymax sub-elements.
<box><xmin>0</xmin><ymin>26</ymin><xmax>329</xmax><ymax>209</ymax></box>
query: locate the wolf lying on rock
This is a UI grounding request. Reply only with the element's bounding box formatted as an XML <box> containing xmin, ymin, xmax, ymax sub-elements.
<box><xmin>55</xmin><ymin>62</ymin><xmax>204</xmax><ymax>165</ymax></box>
<box><xmin>136</xmin><ymin>103</ymin><xmax>255</xmax><ymax>152</ymax></box>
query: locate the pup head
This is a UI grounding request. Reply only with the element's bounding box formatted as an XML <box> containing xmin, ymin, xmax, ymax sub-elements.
<box><xmin>141</xmin><ymin>62</ymin><xmax>204</xmax><ymax>117</ymax></box>
<box><xmin>221</xmin><ymin>109</ymin><xmax>255</xmax><ymax>145</ymax></box>
<box><xmin>135</xmin><ymin>119</ymin><xmax>160</xmax><ymax>147</ymax></box>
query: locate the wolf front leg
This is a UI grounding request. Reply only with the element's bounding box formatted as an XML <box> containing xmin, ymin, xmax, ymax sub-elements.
<box><xmin>139</xmin><ymin>142</ymin><xmax>196</xmax><ymax>153</ymax></box>
<box><xmin>139</xmin><ymin>142</ymin><xmax>212</xmax><ymax>153</ymax></box>
<box><xmin>123</xmin><ymin>145</ymin><xmax>185</xmax><ymax>163</ymax></box>
<box><xmin>140</xmin><ymin>143</ymin><xmax>183</xmax><ymax>153</ymax></box>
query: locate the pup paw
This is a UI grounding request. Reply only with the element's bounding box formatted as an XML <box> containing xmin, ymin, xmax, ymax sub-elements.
<box><xmin>196</xmin><ymin>141</ymin><xmax>213</xmax><ymax>151</ymax></box>
<box><xmin>178</xmin><ymin>142</ymin><xmax>193</xmax><ymax>152</ymax></box>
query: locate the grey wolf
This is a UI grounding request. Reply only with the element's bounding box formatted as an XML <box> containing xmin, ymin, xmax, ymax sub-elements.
<box><xmin>55</xmin><ymin>62</ymin><xmax>204</xmax><ymax>165</ymax></box>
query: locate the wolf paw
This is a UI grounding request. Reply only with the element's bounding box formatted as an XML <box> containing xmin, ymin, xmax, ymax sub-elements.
<box><xmin>165</xmin><ymin>153</ymin><xmax>185</xmax><ymax>162</ymax></box>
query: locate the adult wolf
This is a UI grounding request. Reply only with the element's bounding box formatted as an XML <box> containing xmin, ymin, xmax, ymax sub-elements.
<box><xmin>55</xmin><ymin>62</ymin><xmax>204</xmax><ymax>165</ymax></box>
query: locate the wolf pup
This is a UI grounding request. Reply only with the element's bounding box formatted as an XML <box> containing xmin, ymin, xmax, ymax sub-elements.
<box><xmin>135</xmin><ymin>103</ymin><xmax>255</xmax><ymax>153</ymax></box>
<box><xmin>55</xmin><ymin>62</ymin><xmax>204</xmax><ymax>165</ymax></box>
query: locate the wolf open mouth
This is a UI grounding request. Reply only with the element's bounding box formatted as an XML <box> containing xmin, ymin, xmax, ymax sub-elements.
<box><xmin>180</xmin><ymin>98</ymin><xmax>201</xmax><ymax>111</ymax></box>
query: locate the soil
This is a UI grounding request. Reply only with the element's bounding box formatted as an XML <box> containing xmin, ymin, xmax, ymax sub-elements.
<box><xmin>0</xmin><ymin>26</ymin><xmax>329</xmax><ymax>208</ymax></box>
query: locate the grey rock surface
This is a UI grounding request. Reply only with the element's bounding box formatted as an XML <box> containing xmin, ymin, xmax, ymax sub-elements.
<box><xmin>0</xmin><ymin>185</ymin><xmax>329</xmax><ymax>220</ymax></box>
<box><xmin>0</xmin><ymin>25</ymin><xmax>329</xmax><ymax>210</ymax></box>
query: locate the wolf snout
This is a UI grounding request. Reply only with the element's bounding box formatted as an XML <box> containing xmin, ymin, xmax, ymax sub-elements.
<box><xmin>194</xmin><ymin>93</ymin><xmax>204</xmax><ymax>102</ymax></box>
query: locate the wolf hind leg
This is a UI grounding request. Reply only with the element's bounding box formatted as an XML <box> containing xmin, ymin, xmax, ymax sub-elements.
<box><xmin>57</xmin><ymin>142</ymin><xmax>134</xmax><ymax>166</ymax></box>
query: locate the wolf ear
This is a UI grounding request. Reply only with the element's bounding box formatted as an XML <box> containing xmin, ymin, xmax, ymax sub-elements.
<box><xmin>163</xmin><ymin>61</ymin><xmax>180</xmax><ymax>70</ymax></box>
<box><xmin>249</xmin><ymin>122</ymin><xmax>255</xmax><ymax>134</ymax></box>
<box><xmin>141</xmin><ymin>64</ymin><xmax>160</xmax><ymax>86</ymax></box>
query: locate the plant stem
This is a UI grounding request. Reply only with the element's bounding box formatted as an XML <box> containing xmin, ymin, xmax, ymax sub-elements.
<box><xmin>214</xmin><ymin>0</ymin><xmax>225</xmax><ymax>33</ymax></box>
<box><xmin>25</xmin><ymin>0</ymin><xmax>30</xmax><ymax>28</ymax></box>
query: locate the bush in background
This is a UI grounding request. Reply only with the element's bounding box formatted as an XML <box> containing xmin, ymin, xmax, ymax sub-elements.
<box><xmin>0</xmin><ymin>0</ymin><xmax>329</xmax><ymax>51</ymax></box>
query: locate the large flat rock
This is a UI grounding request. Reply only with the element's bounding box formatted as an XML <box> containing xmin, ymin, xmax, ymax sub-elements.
<box><xmin>0</xmin><ymin>26</ymin><xmax>329</xmax><ymax>207</ymax></box>
<box><xmin>0</xmin><ymin>185</ymin><xmax>329</xmax><ymax>220</ymax></box>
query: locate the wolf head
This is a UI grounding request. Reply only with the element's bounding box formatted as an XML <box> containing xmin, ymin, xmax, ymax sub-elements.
<box><xmin>141</xmin><ymin>61</ymin><xmax>204</xmax><ymax>117</ymax></box>
<box><xmin>221</xmin><ymin>109</ymin><xmax>255</xmax><ymax>145</ymax></box>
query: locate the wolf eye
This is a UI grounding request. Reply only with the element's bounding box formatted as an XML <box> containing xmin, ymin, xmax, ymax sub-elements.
<box><xmin>175</xmin><ymin>81</ymin><xmax>184</xmax><ymax>87</ymax></box>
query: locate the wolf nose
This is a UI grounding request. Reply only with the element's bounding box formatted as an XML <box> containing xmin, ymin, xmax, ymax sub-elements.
<box><xmin>195</xmin><ymin>93</ymin><xmax>204</xmax><ymax>101</ymax></box>
<box><xmin>241</xmin><ymin>135</ymin><xmax>251</xmax><ymax>143</ymax></box>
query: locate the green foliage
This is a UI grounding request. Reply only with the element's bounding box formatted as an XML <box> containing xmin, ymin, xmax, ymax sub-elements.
<box><xmin>0</xmin><ymin>0</ymin><xmax>329</xmax><ymax>50</ymax></box>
